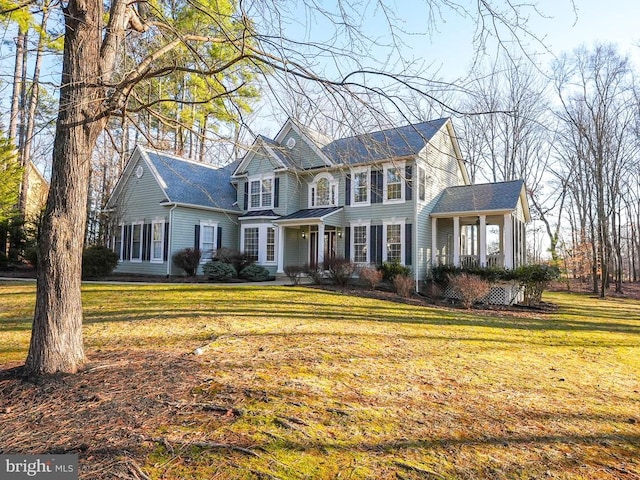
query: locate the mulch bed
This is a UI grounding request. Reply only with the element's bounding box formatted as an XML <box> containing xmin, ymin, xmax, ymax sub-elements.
<box><xmin>0</xmin><ymin>351</ymin><xmax>204</xmax><ymax>479</ymax></box>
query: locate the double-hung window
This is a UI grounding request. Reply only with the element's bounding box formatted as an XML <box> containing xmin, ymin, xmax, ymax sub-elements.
<box><xmin>151</xmin><ymin>220</ymin><xmax>164</xmax><ymax>263</ymax></box>
<box><xmin>384</xmin><ymin>222</ymin><xmax>404</xmax><ymax>264</ymax></box>
<box><xmin>249</xmin><ymin>176</ymin><xmax>273</xmax><ymax>210</ymax></box>
<box><xmin>384</xmin><ymin>163</ymin><xmax>403</xmax><ymax>202</ymax></box>
<box><xmin>418</xmin><ymin>166</ymin><xmax>426</xmax><ymax>201</ymax></box>
<box><xmin>352</xmin><ymin>224</ymin><xmax>369</xmax><ymax>263</ymax></box>
<box><xmin>242</xmin><ymin>225</ymin><xmax>278</xmax><ymax>264</ymax></box>
<box><xmin>130</xmin><ymin>221</ymin><xmax>143</xmax><ymax>262</ymax></box>
<box><xmin>243</xmin><ymin>227</ymin><xmax>259</xmax><ymax>262</ymax></box>
<box><xmin>351</xmin><ymin>168</ymin><xmax>369</xmax><ymax>205</ymax></box>
<box><xmin>200</xmin><ymin>221</ymin><xmax>217</xmax><ymax>262</ymax></box>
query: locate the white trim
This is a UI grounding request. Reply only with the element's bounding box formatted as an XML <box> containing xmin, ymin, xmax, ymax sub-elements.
<box><xmin>247</xmin><ymin>174</ymin><xmax>275</xmax><ymax>211</ymax></box>
<box><xmin>350</xmin><ymin>166</ymin><xmax>371</xmax><ymax>206</ymax></box>
<box><xmin>350</xmin><ymin>221</ymin><xmax>370</xmax><ymax>264</ymax></box>
<box><xmin>308</xmin><ymin>172</ymin><xmax>338</xmax><ymax>208</ymax></box>
<box><xmin>199</xmin><ymin>220</ymin><xmax>218</xmax><ymax>263</ymax></box>
<box><xmin>130</xmin><ymin>221</ymin><xmax>144</xmax><ymax>263</ymax></box>
<box><xmin>241</xmin><ymin>223</ymin><xmax>278</xmax><ymax>265</ymax></box>
<box><xmin>158</xmin><ymin>201</ymin><xmax>240</xmax><ymax>215</ymax></box>
<box><xmin>383</xmin><ymin>161</ymin><xmax>405</xmax><ymax>204</ymax></box>
<box><xmin>382</xmin><ymin>219</ymin><xmax>406</xmax><ymax>264</ymax></box>
<box><xmin>151</xmin><ymin>218</ymin><xmax>165</xmax><ymax>264</ymax></box>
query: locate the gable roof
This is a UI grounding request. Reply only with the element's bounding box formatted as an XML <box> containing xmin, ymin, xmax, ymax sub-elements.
<box><xmin>143</xmin><ymin>149</ymin><xmax>240</xmax><ymax>211</ymax></box>
<box><xmin>431</xmin><ymin>180</ymin><xmax>529</xmax><ymax>219</ymax></box>
<box><xmin>321</xmin><ymin>118</ymin><xmax>449</xmax><ymax>165</ymax></box>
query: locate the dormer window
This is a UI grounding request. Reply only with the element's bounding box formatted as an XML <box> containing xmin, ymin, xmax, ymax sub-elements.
<box><xmin>309</xmin><ymin>173</ymin><xmax>338</xmax><ymax>208</ymax></box>
<box><xmin>249</xmin><ymin>175</ymin><xmax>273</xmax><ymax>210</ymax></box>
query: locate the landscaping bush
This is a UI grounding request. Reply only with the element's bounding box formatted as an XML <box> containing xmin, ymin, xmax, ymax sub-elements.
<box><xmin>447</xmin><ymin>273</ymin><xmax>491</xmax><ymax>309</ymax></box>
<box><xmin>515</xmin><ymin>263</ymin><xmax>561</xmax><ymax>306</ymax></box>
<box><xmin>82</xmin><ymin>245</ymin><xmax>118</xmax><ymax>279</ymax></box>
<box><xmin>239</xmin><ymin>264</ymin><xmax>272</xmax><ymax>282</ymax></box>
<box><xmin>431</xmin><ymin>264</ymin><xmax>515</xmax><ymax>285</ymax></box>
<box><xmin>214</xmin><ymin>247</ymin><xmax>254</xmax><ymax>273</ymax></box>
<box><xmin>378</xmin><ymin>261</ymin><xmax>411</xmax><ymax>281</ymax></box>
<box><xmin>303</xmin><ymin>263</ymin><xmax>325</xmax><ymax>284</ymax></box>
<box><xmin>323</xmin><ymin>256</ymin><xmax>356</xmax><ymax>286</ymax></box>
<box><xmin>393</xmin><ymin>274</ymin><xmax>415</xmax><ymax>298</ymax></box>
<box><xmin>172</xmin><ymin>248</ymin><xmax>201</xmax><ymax>276</ymax></box>
<box><xmin>284</xmin><ymin>265</ymin><xmax>304</xmax><ymax>285</ymax></box>
<box><xmin>203</xmin><ymin>261</ymin><xmax>237</xmax><ymax>281</ymax></box>
<box><xmin>359</xmin><ymin>266</ymin><xmax>383</xmax><ymax>290</ymax></box>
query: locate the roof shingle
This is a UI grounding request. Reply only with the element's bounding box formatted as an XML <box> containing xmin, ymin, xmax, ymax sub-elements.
<box><xmin>431</xmin><ymin>180</ymin><xmax>525</xmax><ymax>214</ymax></box>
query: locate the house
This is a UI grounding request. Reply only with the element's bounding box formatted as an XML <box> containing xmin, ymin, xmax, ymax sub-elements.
<box><xmin>106</xmin><ymin>117</ymin><xmax>530</xmax><ymax>295</ymax></box>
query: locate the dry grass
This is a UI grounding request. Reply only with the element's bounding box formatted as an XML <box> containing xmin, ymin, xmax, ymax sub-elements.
<box><xmin>1</xmin><ymin>281</ymin><xmax>639</xmax><ymax>479</ymax></box>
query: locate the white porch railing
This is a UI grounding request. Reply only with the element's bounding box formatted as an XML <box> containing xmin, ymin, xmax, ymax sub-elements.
<box><xmin>436</xmin><ymin>254</ymin><xmax>504</xmax><ymax>268</ymax></box>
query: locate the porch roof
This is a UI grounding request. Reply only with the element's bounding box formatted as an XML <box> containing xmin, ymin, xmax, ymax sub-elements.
<box><xmin>431</xmin><ymin>180</ymin><xmax>528</xmax><ymax>219</ymax></box>
<box><xmin>274</xmin><ymin>206</ymin><xmax>343</xmax><ymax>224</ymax></box>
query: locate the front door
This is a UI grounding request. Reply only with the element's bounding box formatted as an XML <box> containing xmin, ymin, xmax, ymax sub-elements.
<box><xmin>309</xmin><ymin>229</ymin><xmax>337</xmax><ymax>268</ymax></box>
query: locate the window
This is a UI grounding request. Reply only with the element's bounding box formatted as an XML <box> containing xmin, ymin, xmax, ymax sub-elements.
<box><xmin>352</xmin><ymin>168</ymin><xmax>369</xmax><ymax>204</ymax></box>
<box><xmin>249</xmin><ymin>177</ymin><xmax>273</xmax><ymax>209</ymax></box>
<box><xmin>266</xmin><ymin>227</ymin><xmax>276</xmax><ymax>262</ymax></box>
<box><xmin>130</xmin><ymin>222</ymin><xmax>143</xmax><ymax>262</ymax></box>
<box><xmin>244</xmin><ymin>227</ymin><xmax>259</xmax><ymax>262</ymax></box>
<box><xmin>353</xmin><ymin>225</ymin><xmax>368</xmax><ymax>263</ymax></box>
<box><xmin>418</xmin><ymin>167</ymin><xmax>426</xmax><ymax>201</ymax></box>
<box><xmin>200</xmin><ymin>222</ymin><xmax>217</xmax><ymax>261</ymax></box>
<box><xmin>114</xmin><ymin>225</ymin><xmax>123</xmax><ymax>261</ymax></box>
<box><xmin>151</xmin><ymin>220</ymin><xmax>164</xmax><ymax>262</ymax></box>
<box><xmin>309</xmin><ymin>174</ymin><xmax>337</xmax><ymax>207</ymax></box>
<box><xmin>384</xmin><ymin>222</ymin><xmax>404</xmax><ymax>264</ymax></box>
<box><xmin>385</xmin><ymin>165</ymin><xmax>403</xmax><ymax>201</ymax></box>
<box><xmin>242</xmin><ymin>224</ymin><xmax>278</xmax><ymax>264</ymax></box>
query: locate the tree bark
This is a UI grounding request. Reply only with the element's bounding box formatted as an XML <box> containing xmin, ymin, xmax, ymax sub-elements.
<box><xmin>24</xmin><ymin>0</ymin><xmax>107</xmax><ymax>375</ymax></box>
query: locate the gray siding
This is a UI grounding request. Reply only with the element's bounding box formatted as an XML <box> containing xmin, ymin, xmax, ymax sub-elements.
<box><xmin>112</xmin><ymin>153</ymin><xmax>171</xmax><ymax>275</ymax></box>
<box><xmin>280</xmin><ymin>128</ymin><xmax>327</xmax><ymax>170</ymax></box>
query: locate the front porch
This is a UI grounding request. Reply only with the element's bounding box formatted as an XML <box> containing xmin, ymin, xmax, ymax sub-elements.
<box><xmin>431</xmin><ymin>213</ymin><xmax>527</xmax><ymax>270</ymax></box>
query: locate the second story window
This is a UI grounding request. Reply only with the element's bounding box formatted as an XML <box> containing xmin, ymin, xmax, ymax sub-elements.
<box><xmin>385</xmin><ymin>165</ymin><xmax>403</xmax><ymax>201</ymax></box>
<box><xmin>249</xmin><ymin>176</ymin><xmax>273</xmax><ymax>209</ymax></box>
<box><xmin>309</xmin><ymin>174</ymin><xmax>337</xmax><ymax>208</ymax></box>
<box><xmin>351</xmin><ymin>167</ymin><xmax>370</xmax><ymax>205</ymax></box>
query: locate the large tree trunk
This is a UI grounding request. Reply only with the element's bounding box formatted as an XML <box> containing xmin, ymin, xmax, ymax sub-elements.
<box><xmin>24</xmin><ymin>0</ymin><xmax>106</xmax><ymax>375</ymax></box>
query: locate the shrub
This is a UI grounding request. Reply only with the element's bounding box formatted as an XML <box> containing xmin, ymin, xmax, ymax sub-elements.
<box><xmin>393</xmin><ymin>274</ymin><xmax>415</xmax><ymax>298</ymax></box>
<box><xmin>323</xmin><ymin>256</ymin><xmax>356</xmax><ymax>286</ymax></box>
<box><xmin>239</xmin><ymin>264</ymin><xmax>272</xmax><ymax>282</ymax></box>
<box><xmin>359</xmin><ymin>266</ymin><xmax>383</xmax><ymax>290</ymax></box>
<box><xmin>303</xmin><ymin>263</ymin><xmax>325</xmax><ymax>284</ymax></box>
<box><xmin>82</xmin><ymin>245</ymin><xmax>118</xmax><ymax>279</ymax></box>
<box><xmin>203</xmin><ymin>261</ymin><xmax>237</xmax><ymax>281</ymax></box>
<box><xmin>378</xmin><ymin>261</ymin><xmax>411</xmax><ymax>281</ymax></box>
<box><xmin>447</xmin><ymin>273</ymin><xmax>491</xmax><ymax>309</ymax></box>
<box><xmin>515</xmin><ymin>263</ymin><xmax>561</xmax><ymax>306</ymax></box>
<box><xmin>284</xmin><ymin>265</ymin><xmax>304</xmax><ymax>285</ymax></box>
<box><xmin>172</xmin><ymin>248</ymin><xmax>202</xmax><ymax>276</ymax></box>
<box><xmin>214</xmin><ymin>247</ymin><xmax>254</xmax><ymax>272</ymax></box>
<box><xmin>431</xmin><ymin>264</ymin><xmax>516</xmax><ymax>286</ymax></box>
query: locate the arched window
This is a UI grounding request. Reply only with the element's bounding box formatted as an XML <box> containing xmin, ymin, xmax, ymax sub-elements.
<box><xmin>309</xmin><ymin>174</ymin><xmax>337</xmax><ymax>207</ymax></box>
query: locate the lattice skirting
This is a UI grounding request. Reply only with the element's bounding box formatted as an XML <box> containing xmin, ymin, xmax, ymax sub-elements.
<box><xmin>444</xmin><ymin>281</ymin><xmax>523</xmax><ymax>306</ymax></box>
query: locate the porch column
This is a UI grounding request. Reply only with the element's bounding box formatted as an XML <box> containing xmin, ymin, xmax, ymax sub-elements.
<box><xmin>317</xmin><ymin>223</ymin><xmax>325</xmax><ymax>267</ymax></box>
<box><xmin>503</xmin><ymin>213</ymin><xmax>513</xmax><ymax>269</ymax></box>
<box><xmin>277</xmin><ymin>226</ymin><xmax>285</xmax><ymax>273</ymax></box>
<box><xmin>479</xmin><ymin>215</ymin><xmax>487</xmax><ymax>267</ymax></box>
<box><xmin>453</xmin><ymin>216</ymin><xmax>460</xmax><ymax>267</ymax></box>
<box><xmin>431</xmin><ymin>217</ymin><xmax>438</xmax><ymax>265</ymax></box>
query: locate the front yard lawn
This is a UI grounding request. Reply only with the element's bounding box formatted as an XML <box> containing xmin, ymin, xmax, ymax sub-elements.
<box><xmin>1</xmin><ymin>282</ymin><xmax>639</xmax><ymax>479</ymax></box>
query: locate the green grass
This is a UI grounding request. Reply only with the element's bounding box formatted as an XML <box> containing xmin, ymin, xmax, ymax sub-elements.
<box><xmin>1</xmin><ymin>281</ymin><xmax>639</xmax><ymax>479</ymax></box>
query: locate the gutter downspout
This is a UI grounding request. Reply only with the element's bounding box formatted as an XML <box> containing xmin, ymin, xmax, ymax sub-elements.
<box><xmin>413</xmin><ymin>168</ymin><xmax>419</xmax><ymax>293</ymax></box>
<box><xmin>166</xmin><ymin>204</ymin><xmax>177</xmax><ymax>276</ymax></box>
